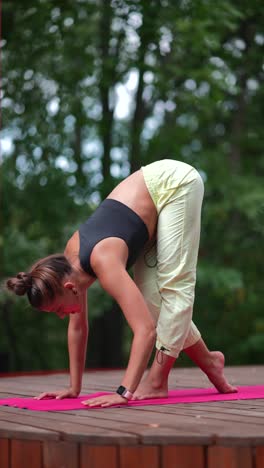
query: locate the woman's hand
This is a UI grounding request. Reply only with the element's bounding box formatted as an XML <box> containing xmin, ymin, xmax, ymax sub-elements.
<box><xmin>34</xmin><ymin>387</ymin><xmax>79</xmax><ymax>400</ymax></box>
<box><xmin>81</xmin><ymin>393</ymin><xmax>128</xmax><ymax>408</ymax></box>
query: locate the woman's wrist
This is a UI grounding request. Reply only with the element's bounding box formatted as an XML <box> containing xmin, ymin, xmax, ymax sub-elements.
<box><xmin>116</xmin><ymin>385</ymin><xmax>133</xmax><ymax>400</ymax></box>
<box><xmin>70</xmin><ymin>387</ymin><xmax>80</xmax><ymax>396</ymax></box>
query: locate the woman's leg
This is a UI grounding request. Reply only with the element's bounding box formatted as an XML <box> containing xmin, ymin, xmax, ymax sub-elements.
<box><xmin>134</xmin><ymin>246</ymin><xmax>236</xmax><ymax>398</ymax></box>
<box><xmin>154</xmin><ymin>169</ymin><xmax>204</xmax><ymax>358</ymax></box>
<box><xmin>133</xmin><ymin>168</ymin><xmax>236</xmax><ymax>398</ymax></box>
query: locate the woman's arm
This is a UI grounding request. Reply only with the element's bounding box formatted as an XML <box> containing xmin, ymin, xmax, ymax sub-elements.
<box><xmin>97</xmin><ymin>259</ymin><xmax>156</xmax><ymax>393</ymax></box>
<box><xmin>35</xmin><ymin>292</ymin><xmax>88</xmax><ymax>400</ymax></box>
<box><xmin>68</xmin><ymin>291</ymin><xmax>88</xmax><ymax>395</ymax></box>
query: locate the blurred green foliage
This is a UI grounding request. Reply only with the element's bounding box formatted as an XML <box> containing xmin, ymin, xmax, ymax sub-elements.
<box><xmin>1</xmin><ymin>0</ymin><xmax>264</xmax><ymax>371</ymax></box>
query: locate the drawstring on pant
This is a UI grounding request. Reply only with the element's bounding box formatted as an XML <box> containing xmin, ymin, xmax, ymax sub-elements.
<box><xmin>156</xmin><ymin>346</ymin><xmax>170</xmax><ymax>364</ymax></box>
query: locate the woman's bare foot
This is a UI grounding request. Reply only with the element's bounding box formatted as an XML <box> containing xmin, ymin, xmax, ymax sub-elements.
<box><xmin>184</xmin><ymin>340</ymin><xmax>237</xmax><ymax>394</ymax></box>
<box><xmin>132</xmin><ymin>379</ymin><xmax>168</xmax><ymax>400</ymax></box>
<box><xmin>133</xmin><ymin>351</ymin><xmax>174</xmax><ymax>400</ymax></box>
<box><xmin>205</xmin><ymin>351</ymin><xmax>237</xmax><ymax>393</ymax></box>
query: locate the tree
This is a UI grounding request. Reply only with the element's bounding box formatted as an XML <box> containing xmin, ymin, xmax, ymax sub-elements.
<box><xmin>2</xmin><ymin>0</ymin><xmax>264</xmax><ymax>371</ymax></box>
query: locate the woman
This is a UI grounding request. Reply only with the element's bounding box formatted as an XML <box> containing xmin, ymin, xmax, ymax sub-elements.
<box><xmin>7</xmin><ymin>159</ymin><xmax>236</xmax><ymax>408</ymax></box>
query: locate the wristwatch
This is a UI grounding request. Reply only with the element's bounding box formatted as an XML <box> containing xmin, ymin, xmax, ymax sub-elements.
<box><xmin>116</xmin><ymin>385</ymin><xmax>133</xmax><ymax>400</ymax></box>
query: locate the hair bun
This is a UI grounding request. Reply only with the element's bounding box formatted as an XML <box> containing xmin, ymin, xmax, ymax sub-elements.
<box><xmin>6</xmin><ymin>272</ymin><xmax>32</xmax><ymax>296</ymax></box>
<box><xmin>16</xmin><ymin>272</ymin><xmax>32</xmax><ymax>286</ymax></box>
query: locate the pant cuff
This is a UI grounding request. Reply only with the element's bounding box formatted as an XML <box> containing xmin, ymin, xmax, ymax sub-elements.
<box><xmin>156</xmin><ymin>338</ymin><xmax>180</xmax><ymax>359</ymax></box>
<box><xmin>182</xmin><ymin>329</ymin><xmax>201</xmax><ymax>350</ymax></box>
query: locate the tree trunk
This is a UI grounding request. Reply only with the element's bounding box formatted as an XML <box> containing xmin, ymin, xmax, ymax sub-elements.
<box><xmin>129</xmin><ymin>3</ymin><xmax>161</xmax><ymax>172</ymax></box>
<box><xmin>0</xmin><ymin>299</ymin><xmax>21</xmax><ymax>371</ymax></box>
<box><xmin>130</xmin><ymin>64</ymin><xmax>146</xmax><ymax>173</ymax></box>
<box><xmin>98</xmin><ymin>1</ymin><xmax>115</xmax><ymax>198</ymax></box>
<box><xmin>86</xmin><ymin>302</ymin><xmax>125</xmax><ymax>368</ymax></box>
<box><xmin>229</xmin><ymin>80</ymin><xmax>247</xmax><ymax>172</ymax></box>
<box><xmin>229</xmin><ymin>18</ymin><xmax>256</xmax><ymax>172</ymax></box>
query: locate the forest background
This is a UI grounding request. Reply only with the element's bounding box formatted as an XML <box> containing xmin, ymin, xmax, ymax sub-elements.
<box><xmin>1</xmin><ymin>0</ymin><xmax>264</xmax><ymax>372</ymax></box>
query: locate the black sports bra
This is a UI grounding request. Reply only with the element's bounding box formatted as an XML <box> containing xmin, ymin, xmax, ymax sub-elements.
<box><xmin>79</xmin><ymin>199</ymin><xmax>149</xmax><ymax>277</ymax></box>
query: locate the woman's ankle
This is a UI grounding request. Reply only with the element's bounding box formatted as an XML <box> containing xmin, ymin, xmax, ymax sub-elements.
<box><xmin>148</xmin><ymin>375</ymin><xmax>168</xmax><ymax>390</ymax></box>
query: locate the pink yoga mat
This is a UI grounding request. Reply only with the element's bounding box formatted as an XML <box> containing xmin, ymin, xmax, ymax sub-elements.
<box><xmin>0</xmin><ymin>386</ymin><xmax>264</xmax><ymax>411</ymax></box>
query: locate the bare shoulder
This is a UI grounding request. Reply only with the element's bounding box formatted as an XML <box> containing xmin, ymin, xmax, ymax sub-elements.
<box><xmin>90</xmin><ymin>237</ymin><xmax>129</xmax><ymax>278</ymax></box>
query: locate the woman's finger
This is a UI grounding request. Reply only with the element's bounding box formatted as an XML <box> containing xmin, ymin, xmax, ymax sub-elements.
<box><xmin>87</xmin><ymin>400</ymin><xmax>101</xmax><ymax>406</ymax></box>
<box><xmin>56</xmin><ymin>392</ymin><xmax>70</xmax><ymax>399</ymax></box>
<box><xmin>81</xmin><ymin>399</ymin><xmax>93</xmax><ymax>405</ymax></box>
<box><xmin>34</xmin><ymin>392</ymin><xmax>55</xmax><ymax>400</ymax></box>
<box><xmin>82</xmin><ymin>398</ymin><xmax>102</xmax><ymax>406</ymax></box>
<box><xmin>34</xmin><ymin>393</ymin><xmax>47</xmax><ymax>400</ymax></box>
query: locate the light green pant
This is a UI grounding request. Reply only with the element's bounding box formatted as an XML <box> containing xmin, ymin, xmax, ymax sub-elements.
<box><xmin>134</xmin><ymin>159</ymin><xmax>204</xmax><ymax>358</ymax></box>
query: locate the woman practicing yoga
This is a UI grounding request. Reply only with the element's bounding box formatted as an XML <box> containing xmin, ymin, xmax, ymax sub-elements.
<box><xmin>6</xmin><ymin>159</ymin><xmax>236</xmax><ymax>407</ymax></box>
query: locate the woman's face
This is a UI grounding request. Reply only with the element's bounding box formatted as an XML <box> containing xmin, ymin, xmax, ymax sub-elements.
<box><xmin>42</xmin><ymin>285</ymin><xmax>81</xmax><ymax>319</ymax></box>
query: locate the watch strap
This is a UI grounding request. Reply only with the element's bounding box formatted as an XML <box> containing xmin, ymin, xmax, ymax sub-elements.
<box><xmin>116</xmin><ymin>385</ymin><xmax>133</xmax><ymax>400</ymax></box>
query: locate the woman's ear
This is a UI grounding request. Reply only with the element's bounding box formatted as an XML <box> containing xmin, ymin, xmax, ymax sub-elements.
<box><xmin>64</xmin><ymin>281</ymin><xmax>78</xmax><ymax>296</ymax></box>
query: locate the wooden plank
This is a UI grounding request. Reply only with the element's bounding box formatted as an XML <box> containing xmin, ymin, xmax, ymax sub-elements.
<box><xmin>43</xmin><ymin>441</ymin><xmax>78</xmax><ymax>468</ymax></box>
<box><xmin>0</xmin><ymin>420</ymin><xmax>58</xmax><ymax>441</ymax></box>
<box><xmin>0</xmin><ymin>408</ymin><xmax>138</xmax><ymax>445</ymax></box>
<box><xmin>5</xmin><ymin>367</ymin><xmax>263</xmax><ymax>387</ymax></box>
<box><xmin>80</xmin><ymin>445</ymin><xmax>117</xmax><ymax>468</ymax></box>
<box><xmin>103</xmin><ymin>398</ymin><xmax>264</xmax><ymax>419</ymax></box>
<box><xmin>162</xmin><ymin>445</ymin><xmax>205</xmax><ymax>468</ymax></box>
<box><xmin>134</xmin><ymin>403</ymin><xmax>264</xmax><ymax>425</ymax></box>
<box><xmin>11</xmin><ymin>439</ymin><xmax>42</xmax><ymax>468</ymax></box>
<box><xmin>207</xmin><ymin>446</ymin><xmax>253</xmax><ymax>468</ymax></box>
<box><xmin>119</xmin><ymin>446</ymin><xmax>159</xmax><ymax>468</ymax></box>
<box><xmin>1</xmin><ymin>366</ymin><xmax>264</xmax><ymax>395</ymax></box>
<box><xmin>118</xmin><ymin>405</ymin><xmax>264</xmax><ymax>446</ymax></box>
<box><xmin>0</xmin><ymin>438</ymin><xmax>9</xmax><ymax>468</ymax></box>
<box><xmin>256</xmin><ymin>447</ymin><xmax>264</xmax><ymax>468</ymax></box>
<box><xmin>133</xmin><ymin>424</ymin><xmax>212</xmax><ymax>445</ymax></box>
<box><xmin>1</xmin><ymin>402</ymin><xmax>264</xmax><ymax>446</ymax></box>
<box><xmin>0</xmin><ymin>372</ymin><xmax>116</xmax><ymax>396</ymax></box>
<box><xmin>170</xmin><ymin>404</ymin><xmax>264</xmax><ymax>419</ymax></box>
<box><xmin>0</xmin><ymin>406</ymin><xmax>211</xmax><ymax>445</ymax></box>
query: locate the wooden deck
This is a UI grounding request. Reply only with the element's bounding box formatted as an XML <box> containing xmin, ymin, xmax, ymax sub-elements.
<box><xmin>0</xmin><ymin>365</ymin><xmax>264</xmax><ymax>468</ymax></box>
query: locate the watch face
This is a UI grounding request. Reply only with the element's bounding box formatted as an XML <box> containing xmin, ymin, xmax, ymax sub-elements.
<box><xmin>117</xmin><ymin>385</ymin><xmax>126</xmax><ymax>395</ymax></box>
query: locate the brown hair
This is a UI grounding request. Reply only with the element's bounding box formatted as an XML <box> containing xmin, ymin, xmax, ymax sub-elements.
<box><xmin>6</xmin><ymin>254</ymin><xmax>73</xmax><ymax>309</ymax></box>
